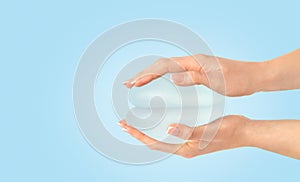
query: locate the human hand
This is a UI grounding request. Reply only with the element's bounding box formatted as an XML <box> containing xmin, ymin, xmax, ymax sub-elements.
<box><xmin>118</xmin><ymin>115</ymin><xmax>251</xmax><ymax>158</ymax></box>
<box><xmin>119</xmin><ymin>49</ymin><xmax>300</xmax><ymax>159</ymax></box>
<box><xmin>119</xmin><ymin>116</ymin><xmax>300</xmax><ymax>159</ymax></box>
<box><xmin>123</xmin><ymin>54</ymin><xmax>265</xmax><ymax>96</ymax></box>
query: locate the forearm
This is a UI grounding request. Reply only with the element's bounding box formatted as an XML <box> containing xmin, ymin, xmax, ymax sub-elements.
<box><xmin>258</xmin><ymin>48</ymin><xmax>300</xmax><ymax>92</ymax></box>
<box><xmin>244</xmin><ymin>119</ymin><xmax>300</xmax><ymax>159</ymax></box>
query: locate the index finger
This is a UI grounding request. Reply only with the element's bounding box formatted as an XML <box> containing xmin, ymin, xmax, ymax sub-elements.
<box><xmin>118</xmin><ymin>120</ymin><xmax>185</xmax><ymax>155</ymax></box>
<box><xmin>123</xmin><ymin>57</ymin><xmax>187</xmax><ymax>88</ymax></box>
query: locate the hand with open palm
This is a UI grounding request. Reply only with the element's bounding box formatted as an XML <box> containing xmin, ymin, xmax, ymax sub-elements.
<box><xmin>119</xmin><ymin>115</ymin><xmax>250</xmax><ymax>158</ymax></box>
<box><xmin>120</xmin><ymin>49</ymin><xmax>300</xmax><ymax>160</ymax></box>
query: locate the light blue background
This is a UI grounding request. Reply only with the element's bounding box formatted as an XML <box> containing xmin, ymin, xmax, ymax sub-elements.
<box><xmin>1</xmin><ymin>0</ymin><xmax>299</xmax><ymax>181</ymax></box>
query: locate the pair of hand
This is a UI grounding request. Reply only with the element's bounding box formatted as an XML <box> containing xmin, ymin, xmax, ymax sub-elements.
<box><xmin>119</xmin><ymin>49</ymin><xmax>300</xmax><ymax>159</ymax></box>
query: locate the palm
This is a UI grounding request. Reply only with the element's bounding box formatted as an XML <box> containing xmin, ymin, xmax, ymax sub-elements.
<box><xmin>119</xmin><ymin>115</ymin><xmax>250</xmax><ymax>158</ymax></box>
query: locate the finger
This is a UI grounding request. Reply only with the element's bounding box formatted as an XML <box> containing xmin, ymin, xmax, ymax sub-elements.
<box><xmin>171</xmin><ymin>71</ymin><xmax>207</xmax><ymax>86</ymax></box>
<box><xmin>119</xmin><ymin>120</ymin><xmax>156</xmax><ymax>144</ymax></box>
<box><xmin>123</xmin><ymin>58</ymin><xmax>187</xmax><ymax>88</ymax></box>
<box><xmin>167</xmin><ymin>123</ymin><xmax>206</xmax><ymax>140</ymax></box>
<box><xmin>118</xmin><ymin>120</ymin><xmax>183</xmax><ymax>154</ymax></box>
<box><xmin>198</xmin><ymin>118</ymin><xmax>223</xmax><ymax>150</ymax></box>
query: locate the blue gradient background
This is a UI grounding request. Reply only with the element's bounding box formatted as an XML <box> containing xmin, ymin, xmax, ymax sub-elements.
<box><xmin>1</xmin><ymin>0</ymin><xmax>299</xmax><ymax>181</ymax></box>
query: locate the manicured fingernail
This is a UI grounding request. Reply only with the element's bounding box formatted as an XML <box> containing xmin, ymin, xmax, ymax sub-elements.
<box><xmin>117</xmin><ymin>122</ymin><xmax>122</xmax><ymax>127</ymax></box>
<box><xmin>167</xmin><ymin>126</ymin><xmax>180</xmax><ymax>136</ymax></box>
<box><xmin>171</xmin><ymin>74</ymin><xmax>184</xmax><ymax>83</ymax></box>
<box><xmin>122</xmin><ymin>80</ymin><xmax>136</xmax><ymax>87</ymax></box>
<box><xmin>130</xmin><ymin>80</ymin><xmax>136</xmax><ymax>85</ymax></box>
<box><xmin>122</xmin><ymin>128</ymin><xmax>128</xmax><ymax>132</ymax></box>
<box><xmin>122</xmin><ymin>81</ymin><xmax>129</xmax><ymax>85</ymax></box>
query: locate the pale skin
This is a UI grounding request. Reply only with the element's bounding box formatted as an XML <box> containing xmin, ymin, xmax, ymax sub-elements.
<box><xmin>119</xmin><ymin>48</ymin><xmax>300</xmax><ymax>160</ymax></box>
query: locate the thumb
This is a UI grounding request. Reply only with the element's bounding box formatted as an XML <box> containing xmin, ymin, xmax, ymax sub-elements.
<box><xmin>167</xmin><ymin>123</ymin><xmax>206</xmax><ymax>140</ymax></box>
<box><xmin>171</xmin><ymin>71</ymin><xmax>203</xmax><ymax>86</ymax></box>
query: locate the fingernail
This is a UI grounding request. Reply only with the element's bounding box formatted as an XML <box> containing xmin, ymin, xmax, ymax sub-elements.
<box><xmin>122</xmin><ymin>80</ymin><xmax>136</xmax><ymax>86</ymax></box>
<box><xmin>122</xmin><ymin>128</ymin><xmax>128</xmax><ymax>132</ymax></box>
<box><xmin>117</xmin><ymin>122</ymin><xmax>122</xmax><ymax>127</ymax></box>
<box><xmin>171</xmin><ymin>74</ymin><xmax>184</xmax><ymax>83</ymax></box>
<box><xmin>167</xmin><ymin>126</ymin><xmax>180</xmax><ymax>136</ymax></box>
<box><xmin>122</xmin><ymin>81</ymin><xmax>129</xmax><ymax>85</ymax></box>
<box><xmin>130</xmin><ymin>80</ymin><xmax>136</xmax><ymax>85</ymax></box>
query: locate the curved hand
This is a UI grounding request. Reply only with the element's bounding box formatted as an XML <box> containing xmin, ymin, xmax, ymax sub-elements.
<box><xmin>124</xmin><ymin>49</ymin><xmax>300</xmax><ymax>96</ymax></box>
<box><xmin>119</xmin><ymin>115</ymin><xmax>250</xmax><ymax>158</ymax></box>
<box><xmin>123</xmin><ymin>54</ymin><xmax>264</xmax><ymax>96</ymax></box>
<box><xmin>119</xmin><ymin>116</ymin><xmax>300</xmax><ymax>159</ymax></box>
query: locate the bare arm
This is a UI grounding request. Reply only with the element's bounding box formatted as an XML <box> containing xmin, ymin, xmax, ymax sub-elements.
<box><xmin>246</xmin><ymin>119</ymin><xmax>300</xmax><ymax>159</ymax></box>
<box><xmin>259</xmin><ymin>48</ymin><xmax>300</xmax><ymax>92</ymax></box>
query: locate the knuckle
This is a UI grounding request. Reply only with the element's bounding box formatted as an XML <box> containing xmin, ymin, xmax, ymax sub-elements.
<box><xmin>156</xmin><ymin>58</ymin><xmax>169</xmax><ymax>65</ymax></box>
<box><xmin>196</xmin><ymin>53</ymin><xmax>210</xmax><ymax>59</ymax></box>
<box><xmin>147</xmin><ymin>144</ymin><xmax>158</xmax><ymax>150</ymax></box>
<box><xmin>189</xmin><ymin>71</ymin><xmax>201</xmax><ymax>84</ymax></box>
<box><xmin>181</xmin><ymin>153</ymin><xmax>194</xmax><ymax>159</ymax></box>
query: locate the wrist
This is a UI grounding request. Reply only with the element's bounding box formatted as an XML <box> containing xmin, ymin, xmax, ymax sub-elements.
<box><xmin>241</xmin><ymin>118</ymin><xmax>258</xmax><ymax>147</ymax></box>
<box><xmin>256</xmin><ymin>60</ymin><xmax>278</xmax><ymax>92</ymax></box>
<box><xmin>247</xmin><ymin>61</ymin><xmax>274</xmax><ymax>93</ymax></box>
<box><xmin>228</xmin><ymin>115</ymin><xmax>256</xmax><ymax>148</ymax></box>
<box><xmin>220</xmin><ymin>59</ymin><xmax>267</xmax><ymax>96</ymax></box>
<box><xmin>242</xmin><ymin>119</ymin><xmax>267</xmax><ymax>148</ymax></box>
<box><xmin>236</xmin><ymin>61</ymin><xmax>268</xmax><ymax>95</ymax></box>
